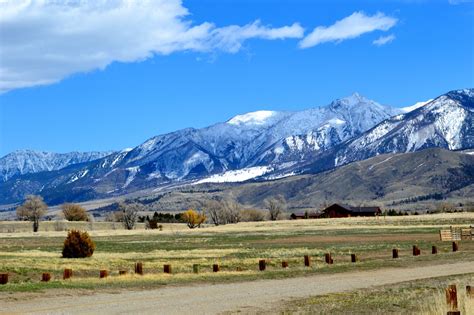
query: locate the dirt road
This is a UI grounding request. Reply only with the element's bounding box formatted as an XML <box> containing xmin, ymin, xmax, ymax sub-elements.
<box><xmin>2</xmin><ymin>262</ymin><xmax>473</xmax><ymax>315</ymax></box>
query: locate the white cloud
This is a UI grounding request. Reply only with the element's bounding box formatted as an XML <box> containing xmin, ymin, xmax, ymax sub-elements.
<box><xmin>373</xmin><ymin>34</ymin><xmax>396</xmax><ymax>46</ymax></box>
<box><xmin>0</xmin><ymin>0</ymin><xmax>303</xmax><ymax>92</ymax></box>
<box><xmin>299</xmin><ymin>11</ymin><xmax>397</xmax><ymax>49</ymax></box>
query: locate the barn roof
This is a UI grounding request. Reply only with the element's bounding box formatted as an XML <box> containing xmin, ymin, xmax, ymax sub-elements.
<box><xmin>326</xmin><ymin>204</ymin><xmax>381</xmax><ymax>213</ymax></box>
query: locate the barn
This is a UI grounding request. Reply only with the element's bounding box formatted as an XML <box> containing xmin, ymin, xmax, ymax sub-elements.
<box><xmin>290</xmin><ymin>211</ymin><xmax>321</xmax><ymax>220</ymax></box>
<box><xmin>322</xmin><ymin>204</ymin><xmax>381</xmax><ymax>218</ymax></box>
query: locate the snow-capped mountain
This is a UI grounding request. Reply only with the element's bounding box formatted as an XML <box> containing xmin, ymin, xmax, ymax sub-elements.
<box><xmin>1</xmin><ymin>89</ymin><xmax>472</xmax><ymax>205</ymax></box>
<box><xmin>292</xmin><ymin>89</ymin><xmax>473</xmax><ymax>175</ymax></box>
<box><xmin>70</xmin><ymin>93</ymin><xmax>399</xmax><ymax>182</ymax></box>
<box><xmin>0</xmin><ymin>150</ymin><xmax>114</xmax><ymax>182</ymax></box>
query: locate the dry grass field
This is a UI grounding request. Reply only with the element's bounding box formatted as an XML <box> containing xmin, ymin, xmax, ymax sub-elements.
<box><xmin>276</xmin><ymin>273</ymin><xmax>474</xmax><ymax>314</ymax></box>
<box><xmin>0</xmin><ymin>212</ymin><xmax>473</xmax><ymax>309</ymax></box>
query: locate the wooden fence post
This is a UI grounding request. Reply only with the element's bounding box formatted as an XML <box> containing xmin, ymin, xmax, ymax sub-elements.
<box><xmin>325</xmin><ymin>253</ymin><xmax>333</xmax><ymax>264</ymax></box>
<box><xmin>63</xmin><ymin>268</ymin><xmax>73</xmax><ymax>280</ymax></box>
<box><xmin>135</xmin><ymin>262</ymin><xmax>143</xmax><ymax>275</ymax></box>
<box><xmin>304</xmin><ymin>255</ymin><xmax>311</xmax><ymax>267</ymax></box>
<box><xmin>467</xmin><ymin>285</ymin><xmax>473</xmax><ymax>298</ymax></box>
<box><xmin>41</xmin><ymin>273</ymin><xmax>51</xmax><ymax>282</ymax></box>
<box><xmin>193</xmin><ymin>264</ymin><xmax>199</xmax><ymax>274</ymax></box>
<box><xmin>163</xmin><ymin>264</ymin><xmax>172</xmax><ymax>274</ymax></box>
<box><xmin>100</xmin><ymin>270</ymin><xmax>108</xmax><ymax>278</ymax></box>
<box><xmin>213</xmin><ymin>264</ymin><xmax>220</xmax><ymax>272</ymax></box>
<box><xmin>0</xmin><ymin>273</ymin><xmax>8</xmax><ymax>285</ymax></box>
<box><xmin>412</xmin><ymin>245</ymin><xmax>420</xmax><ymax>256</ymax></box>
<box><xmin>392</xmin><ymin>248</ymin><xmax>399</xmax><ymax>259</ymax></box>
<box><xmin>446</xmin><ymin>284</ymin><xmax>458</xmax><ymax>311</ymax></box>
<box><xmin>282</xmin><ymin>261</ymin><xmax>289</xmax><ymax>268</ymax></box>
<box><xmin>259</xmin><ymin>260</ymin><xmax>266</xmax><ymax>271</ymax></box>
<box><xmin>351</xmin><ymin>254</ymin><xmax>358</xmax><ymax>263</ymax></box>
<box><xmin>432</xmin><ymin>246</ymin><xmax>438</xmax><ymax>254</ymax></box>
<box><xmin>452</xmin><ymin>242</ymin><xmax>459</xmax><ymax>252</ymax></box>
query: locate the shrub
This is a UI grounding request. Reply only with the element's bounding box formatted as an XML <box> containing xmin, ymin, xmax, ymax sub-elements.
<box><xmin>62</xmin><ymin>230</ymin><xmax>96</xmax><ymax>258</ymax></box>
<box><xmin>240</xmin><ymin>209</ymin><xmax>265</xmax><ymax>222</ymax></box>
<box><xmin>182</xmin><ymin>209</ymin><xmax>206</xmax><ymax>229</ymax></box>
<box><xmin>62</xmin><ymin>203</ymin><xmax>89</xmax><ymax>221</ymax></box>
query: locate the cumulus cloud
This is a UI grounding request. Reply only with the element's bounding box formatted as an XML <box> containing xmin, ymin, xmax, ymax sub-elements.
<box><xmin>0</xmin><ymin>0</ymin><xmax>304</xmax><ymax>92</ymax></box>
<box><xmin>299</xmin><ymin>11</ymin><xmax>397</xmax><ymax>49</ymax></box>
<box><xmin>372</xmin><ymin>34</ymin><xmax>396</xmax><ymax>46</ymax></box>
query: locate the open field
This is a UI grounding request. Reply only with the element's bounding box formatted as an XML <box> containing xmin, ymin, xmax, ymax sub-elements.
<box><xmin>0</xmin><ymin>212</ymin><xmax>473</xmax><ymax>295</ymax></box>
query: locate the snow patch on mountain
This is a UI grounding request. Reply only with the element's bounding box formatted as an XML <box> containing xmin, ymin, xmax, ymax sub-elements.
<box><xmin>196</xmin><ymin>166</ymin><xmax>273</xmax><ymax>183</ymax></box>
<box><xmin>68</xmin><ymin>169</ymin><xmax>89</xmax><ymax>183</ymax></box>
<box><xmin>401</xmin><ymin>99</ymin><xmax>433</xmax><ymax>113</ymax></box>
<box><xmin>432</xmin><ymin>101</ymin><xmax>467</xmax><ymax>150</ymax></box>
<box><xmin>227</xmin><ymin>110</ymin><xmax>278</xmax><ymax>125</ymax></box>
<box><xmin>123</xmin><ymin>167</ymin><xmax>139</xmax><ymax>188</ymax></box>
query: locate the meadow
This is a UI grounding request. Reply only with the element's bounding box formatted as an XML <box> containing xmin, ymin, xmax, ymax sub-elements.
<box><xmin>0</xmin><ymin>212</ymin><xmax>473</xmax><ymax>295</ymax></box>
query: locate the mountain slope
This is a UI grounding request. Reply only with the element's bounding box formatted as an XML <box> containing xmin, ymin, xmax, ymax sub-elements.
<box><xmin>0</xmin><ymin>93</ymin><xmax>401</xmax><ymax>204</ymax></box>
<box><xmin>135</xmin><ymin>148</ymin><xmax>474</xmax><ymax>211</ymax></box>
<box><xmin>331</xmin><ymin>88</ymin><xmax>473</xmax><ymax>168</ymax></box>
<box><xmin>1</xmin><ymin>89</ymin><xmax>472</xmax><ymax>206</ymax></box>
<box><xmin>0</xmin><ymin>150</ymin><xmax>114</xmax><ymax>182</ymax></box>
<box><xmin>269</xmin><ymin>88</ymin><xmax>474</xmax><ymax>177</ymax></box>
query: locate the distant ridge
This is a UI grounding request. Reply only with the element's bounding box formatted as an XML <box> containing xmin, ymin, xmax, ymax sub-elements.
<box><xmin>0</xmin><ymin>88</ymin><xmax>472</xmax><ymax>205</ymax></box>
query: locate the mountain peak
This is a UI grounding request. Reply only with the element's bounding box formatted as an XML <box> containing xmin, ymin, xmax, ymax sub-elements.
<box><xmin>328</xmin><ymin>93</ymin><xmax>379</xmax><ymax>110</ymax></box>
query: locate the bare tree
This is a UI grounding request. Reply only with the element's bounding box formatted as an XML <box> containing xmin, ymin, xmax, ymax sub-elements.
<box><xmin>62</xmin><ymin>203</ymin><xmax>89</xmax><ymax>221</ymax></box>
<box><xmin>264</xmin><ymin>195</ymin><xmax>286</xmax><ymax>221</ymax></box>
<box><xmin>118</xmin><ymin>202</ymin><xmax>142</xmax><ymax>230</ymax></box>
<box><xmin>223</xmin><ymin>199</ymin><xmax>241</xmax><ymax>224</ymax></box>
<box><xmin>240</xmin><ymin>209</ymin><xmax>265</xmax><ymax>222</ymax></box>
<box><xmin>204</xmin><ymin>200</ymin><xmax>223</xmax><ymax>226</ymax></box>
<box><xmin>16</xmin><ymin>195</ymin><xmax>48</xmax><ymax>232</ymax></box>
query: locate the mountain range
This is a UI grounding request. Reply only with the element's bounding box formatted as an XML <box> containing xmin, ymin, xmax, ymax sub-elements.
<box><xmin>0</xmin><ymin>88</ymin><xmax>472</xmax><ymax>206</ymax></box>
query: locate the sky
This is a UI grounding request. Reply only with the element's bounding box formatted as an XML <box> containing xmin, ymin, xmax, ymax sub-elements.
<box><xmin>0</xmin><ymin>0</ymin><xmax>473</xmax><ymax>156</ymax></box>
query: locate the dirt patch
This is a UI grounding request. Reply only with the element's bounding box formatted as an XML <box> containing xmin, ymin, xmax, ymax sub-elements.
<box><xmin>253</xmin><ymin>233</ymin><xmax>438</xmax><ymax>244</ymax></box>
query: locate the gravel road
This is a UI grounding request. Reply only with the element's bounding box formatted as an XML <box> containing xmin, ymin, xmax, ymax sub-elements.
<box><xmin>2</xmin><ymin>262</ymin><xmax>473</xmax><ymax>315</ymax></box>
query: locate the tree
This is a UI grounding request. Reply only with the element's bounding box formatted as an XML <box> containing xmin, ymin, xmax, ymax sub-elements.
<box><xmin>203</xmin><ymin>199</ymin><xmax>242</xmax><ymax>226</ymax></box>
<box><xmin>16</xmin><ymin>195</ymin><xmax>48</xmax><ymax>232</ymax></box>
<box><xmin>182</xmin><ymin>209</ymin><xmax>206</xmax><ymax>229</ymax></box>
<box><xmin>118</xmin><ymin>202</ymin><xmax>142</xmax><ymax>230</ymax></box>
<box><xmin>204</xmin><ymin>200</ymin><xmax>223</xmax><ymax>226</ymax></box>
<box><xmin>62</xmin><ymin>203</ymin><xmax>89</xmax><ymax>221</ymax></box>
<box><xmin>264</xmin><ymin>195</ymin><xmax>286</xmax><ymax>221</ymax></box>
<box><xmin>240</xmin><ymin>209</ymin><xmax>265</xmax><ymax>222</ymax></box>
<box><xmin>223</xmin><ymin>199</ymin><xmax>241</xmax><ymax>224</ymax></box>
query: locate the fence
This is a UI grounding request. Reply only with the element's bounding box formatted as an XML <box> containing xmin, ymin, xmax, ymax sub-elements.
<box><xmin>439</xmin><ymin>226</ymin><xmax>473</xmax><ymax>241</ymax></box>
<box><xmin>0</xmin><ymin>242</ymin><xmax>463</xmax><ymax>285</ymax></box>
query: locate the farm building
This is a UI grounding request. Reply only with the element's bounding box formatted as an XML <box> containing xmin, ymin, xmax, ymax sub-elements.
<box><xmin>290</xmin><ymin>211</ymin><xmax>321</xmax><ymax>220</ymax></box>
<box><xmin>322</xmin><ymin>204</ymin><xmax>382</xmax><ymax>218</ymax></box>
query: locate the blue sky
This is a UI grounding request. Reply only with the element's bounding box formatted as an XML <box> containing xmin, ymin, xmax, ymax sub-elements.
<box><xmin>0</xmin><ymin>0</ymin><xmax>473</xmax><ymax>156</ymax></box>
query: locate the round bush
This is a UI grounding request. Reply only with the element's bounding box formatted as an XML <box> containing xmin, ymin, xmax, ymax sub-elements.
<box><xmin>62</xmin><ymin>230</ymin><xmax>96</xmax><ymax>258</ymax></box>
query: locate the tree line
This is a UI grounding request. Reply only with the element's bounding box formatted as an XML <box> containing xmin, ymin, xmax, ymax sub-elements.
<box><xmin>14</xmin><ymin>194</ymin><xmax>288</xmax><ymax>232</ymax></box>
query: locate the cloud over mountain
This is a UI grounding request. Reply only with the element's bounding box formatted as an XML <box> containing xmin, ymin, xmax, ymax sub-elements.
<box><xmin>299</xmin><ymin>12</ymin><xmax>397</xmax><ymax>48</ymax></box>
